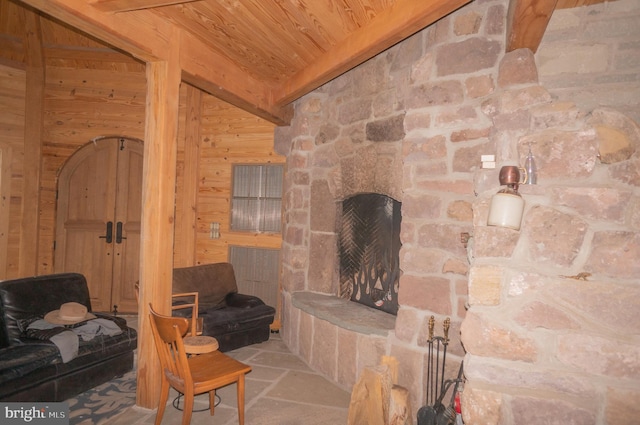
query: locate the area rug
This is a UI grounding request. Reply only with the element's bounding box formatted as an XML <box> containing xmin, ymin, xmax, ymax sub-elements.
<box><xmin>66</xmin><ymin>370</ymin><xmax>136</xmax><ymax>425</ymax></box>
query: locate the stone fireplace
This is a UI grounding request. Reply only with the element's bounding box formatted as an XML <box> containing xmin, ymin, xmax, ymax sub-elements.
<box><xmin>274</xmin><ymin>1</ymin><xmax>640</xmax><ymax>424</ymax></box>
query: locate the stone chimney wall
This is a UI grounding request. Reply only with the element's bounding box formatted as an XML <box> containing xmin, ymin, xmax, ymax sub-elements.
<box><xmin>274</xmin><ymin>0</ymin><xmax>640</xmax><ymax>423</ymax></box>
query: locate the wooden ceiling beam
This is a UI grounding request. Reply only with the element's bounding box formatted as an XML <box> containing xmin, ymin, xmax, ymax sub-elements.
<box><xmin>273</xmin><ymin>0</ymin><xmax>472</xmax><ymax>106</ymax></box>
<box><xmin>91</xmin><ymin>0</ymin><xmax>199</xmax><ymax>14</ymax></box>
<box><xmin>179</xmin><ymin>30</ymin><xmax>293</xmax><ymax>125</ymax></box>
<box><xmin>16</xmin><ymin>0</ymin><xmax>292</xmax><ymax>124</ymax></box>
<box><xmin>506</xmin><ymin>0</ymin><xmax>558</xmax><ymax>53</ymax></box>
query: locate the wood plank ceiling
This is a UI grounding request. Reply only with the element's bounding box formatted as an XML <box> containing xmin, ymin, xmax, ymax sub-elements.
<box><xmin>15</xmin><ymin>0</ymin><xmax>613</xmax><ymax>125</ymax></box>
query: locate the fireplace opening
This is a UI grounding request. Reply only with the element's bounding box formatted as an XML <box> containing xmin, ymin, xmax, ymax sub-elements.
<box><xmin>338</xmin><ymin>193</ymin><xmax>401</xmax><ymax>315</ymax></box>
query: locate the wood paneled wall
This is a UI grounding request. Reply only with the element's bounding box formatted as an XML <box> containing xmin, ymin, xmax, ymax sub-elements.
<box><xmin>0</xmin><ymin>0</ymin><xmax>284</xmax><ymax>287</ymax></box>
<box><xmin>0</xmin><ymin>65</ymin><xmax>26</xmax><ymax>279</ymax></box>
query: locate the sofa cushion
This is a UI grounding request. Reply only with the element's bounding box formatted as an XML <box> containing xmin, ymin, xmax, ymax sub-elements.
<box><xmin>0</xmin><ymin>273</ymin><xmax>91</xmax><ymax>347</ymax></box>
<box><xmin>173</xmin><ymin>263</ymin><xmax>238</xmax><ymax>307</ymax></box>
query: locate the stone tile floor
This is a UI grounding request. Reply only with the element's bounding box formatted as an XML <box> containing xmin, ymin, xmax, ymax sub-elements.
<box><xmin>108</xmin><ymin>331</ymin><xmax>351</xmax><ymax>425</ymax></box>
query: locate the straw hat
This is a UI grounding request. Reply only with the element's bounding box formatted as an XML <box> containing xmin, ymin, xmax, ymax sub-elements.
<box><xmin>44</xmin><ymin>302</ymin><xmax>96</xmax><ymax>325</ymax></box>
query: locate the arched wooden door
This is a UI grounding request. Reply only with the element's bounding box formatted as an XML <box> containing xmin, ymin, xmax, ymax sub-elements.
<box><xmin>55</xmin><ymin>136</ymin><xmax>143</xmax><ymax>313</ymax></box>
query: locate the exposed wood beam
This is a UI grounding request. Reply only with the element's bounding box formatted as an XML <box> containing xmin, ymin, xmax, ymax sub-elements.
<box><xmin>17</xmin><ymin>0</ymin><xmax>291</xmax><ymax>125</ymax></box>
<box><xmin>506</xmin><ymin>0</ymin><xmax>558</xmax><ymax>53</ymax></box>
<box><xmin>273</xmin><ymin>0</ymin><xmax>472</xmax><ymax>105</ymax></box>
<box><xmin>91</xmin><ymin>0</ymin><xmax>199</xmax><ymax>13</ymax></box>
<box><xmin>179</xmin><ymin>30</ymin><xmax>293</xmax><ymax>125</ymax></box>
<box><xmin>18</xmin><ymin>0</ymin><xmax>172</xmax><ymax>62</ymax></box>
<box><xmin>136</xmin><ymin>29</ymin><xmax>181</xmax><ymax>409</ymax></box>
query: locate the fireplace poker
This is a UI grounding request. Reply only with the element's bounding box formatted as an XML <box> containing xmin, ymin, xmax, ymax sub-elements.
<box><xmin>441</xmin><ymin>317</ymin><xmax>450</xmax><ymax>393</ymax></box>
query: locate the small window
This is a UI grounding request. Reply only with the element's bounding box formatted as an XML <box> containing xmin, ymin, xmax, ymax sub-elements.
<box><xmin>231</xmin><ymin>164</ymin><xmax>283</xmax><ymax>232</ymax></box>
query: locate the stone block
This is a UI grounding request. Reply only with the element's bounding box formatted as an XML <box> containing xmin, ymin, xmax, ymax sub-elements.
<box><xmin>337</xmin><ymin>328</ymin><xmax>358</xmax><ymax>388</ymax></box>
<box><xmin>311</xmin><ymin>318</ymin><xmax>338</xmax><ymax>380</ymax></box>
<box><xmin>546</xmin><ymin>279</ymin><xmax>640</xmax><ymax>335</ymax></box>
<box><xmin>418</xmin><ymin>223</ymin><xmax>470</xmax><ymax>257</ymax></box>
<box><xmin>307</xmin><ymin>232</ymin><xmax>337</xmax><ymax>293</ymax></box>
<box><xmin>586</xmin><ymin>231</ymin><xmax>640</xmax><ymax>279</ymax></box>
<box><xmin>511</xmin><ymin>396</ymin><xmax>595</xmax><ymax>424</ymax></box>
<box><xmin>523</xmin><ymin>206</ymin><xmax>588</xmax><ymax>268</ymax></box>
<box><xmin>529</xmin><ymin>101</ymin><xmax>582</xmax><ymax>130</ymax></box>
<box><xmin>394</xmin><ymin>307</ymin><xmax>421</xmax><ymax>343</ymax></box>
<box><xmin>515</xmin><ymin>301</ymin><xmax>580</xmax><ymax>330</ymax></box>
<box><xmin>606</xmin><ymin>387</ymin><xmax>640</xmax><ymax>425</ymax></box>
<box><xmin>406</xmin><ymin>80</ymin><xmax>464</xmax><ymax>109</ymax></box>
<box><xmin>401</xmin><ymin>247</ymin><xmax>447</xmax><ymax>275</ymax></box>
<box><xmin>403</xmin><ymin>134</ymin><xmax>446</xmax><ymax>162</ymax></box>
<box><xmin>557</xmin><ymin>333</ymin><xmax>640</xmax><ymax>379</ymax></box>
<box><xmin>398</xmin><ymin>275</ymin><xmax>451</xmax><ymax>314</ymax></box>
<box><xmin>454</xmin><ymin>11</ymin><xmax>482</xmax><ymax>36</ymax></box>
<box><xmin>498</xmin><ymin>48</ymin><xmax>538</xmax><ymax>88</ymax></box>
<box><xmin>500</xmin><ymin>86</ymin><xmax>551</xmax><ymax>113</ymax></box>
<box><xmin>450</xmin><ymin>127</ymin><xmax>491</xmax><ymax>143</ymax></box>
<box><xmin>464</xmin><ymin>357</ymin><xmax>596</xmax><ymax>398</ymax></box>
<box><xmin>339</xmin><ymin>98</ymin><xmax>373</xmax><ymax>125</ymax></box>
<box><xmin>588</xmin><ymin>107</ymin><xmax>640</xmax><ymax>164</ymax></box>
<box><xmin>446</xmin><ymin>200</ymin><xmax>473</xmax><ymax>222</ymax></box>
<box><xmin>538</xmin><ymin>43</ymin><xmax>609</xmax><ymax>77</ymax></box>
<box><xmin>402</xmin><ymin>193</ymin><xmax>441</xmax><ymax>219</ymax></box>
<box><xmin>310</xmin><ymin>179</ymin><xmax>336</xmax><ymax>232</ymax></box>
<box><xmin>518</xmin><ymin>129</ymin><xmax>599</xmax><ymax>179</ymax></box>
<box><xmin>468</xmin><ymin>265</ymin><xmax>502</xmax><ymax>306</ymax></box>
<box><xmin>484</xmin><ymin>4</ymin><xmax>505</xmax><ymax>35</ymax></box>
<box><xmin>550</xmin><ymin>186</ymin><xmax>632</xmax><ymax>223</ymax></box>
<box><xmin>436</xmin><ymin>37</ymin><xmax>501</xmax><ymax>76</ymax></box>
<box><xmin>471</xmin><ymin>226</ymin><xmax>520</xmax><ymax>259</ymax></box>
<box><xmin>460</xmin><ymin>312</ymin><xmax>538</xmax><ymax>362</ymax></box>
<box><xmin>298</xmin><ymin>311</ymin><xmax>314</xmax><ymax>364</ymax></box>
<box><xmin>465</xmin><ymin>74</ymin><xmax>495</xmax><ymax>98</ymax></box>
<box><xmin>460</xmin><ymin>383</ymin><xmax>502</xmax><ymax>425</ymax></box>
<box><xmin>356</xmin><ymin>334</ymin><xmax>387</xmax><ymax>379</ymax></box>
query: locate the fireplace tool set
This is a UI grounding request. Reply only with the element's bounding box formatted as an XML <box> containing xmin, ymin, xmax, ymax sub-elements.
<box><xmin>417</xmin><ymin>316</ymin><xmax>465</xmax><ymax>425</ymax></box>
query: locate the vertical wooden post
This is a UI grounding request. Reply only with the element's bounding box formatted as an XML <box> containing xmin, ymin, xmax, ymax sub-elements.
<box><xmin>19</xmin><ymin>9</ymin><xmax>44</xmax><ymax>276</ymax></box>
<box><xmin>174</xmin><ymin>84</ymin><xmax>201</xmax><ymax>267</ymax></box>
<box><xmin>136</xmin><ymin>29</ymin><xmax>181</xmax><ymax>409</ymax></box>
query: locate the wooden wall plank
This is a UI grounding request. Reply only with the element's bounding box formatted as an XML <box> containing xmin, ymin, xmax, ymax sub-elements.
<box><xmin>173</xmin><ymin>83</ymin><xmax>200</xmax><ymax>267</ymax></box>
<box><xmin>19</xmin><ymin>9</ymin><xmax>44</xmax><ymax>275</ymax></box>
<box><xmin>0</xmin><ymin>63</ymin><xmax>26</xmax><ymax>264</ymax></box>
<box><xmin>0</xmin><ymin>147</ymin><xmax>11</xmax><ymax>279</ymax></box>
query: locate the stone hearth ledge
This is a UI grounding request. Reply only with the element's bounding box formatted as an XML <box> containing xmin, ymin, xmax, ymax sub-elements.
<box><xmin>291</xmin><ymin>292</ymin><xmax>395</xmax><ymax>337</ymax></box>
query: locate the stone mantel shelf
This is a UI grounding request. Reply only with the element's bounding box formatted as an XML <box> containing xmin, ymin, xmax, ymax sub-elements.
<box><xmin>291</xmin><ymin>292</ymin><xmax>396</xmax><ymax>337</ymax></box>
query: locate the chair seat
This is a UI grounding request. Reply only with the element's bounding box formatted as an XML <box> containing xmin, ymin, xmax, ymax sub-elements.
<box><xmin>188</xmin><ymin>351</ymin><xmax>251</xmax><ymax>391</ymax></box>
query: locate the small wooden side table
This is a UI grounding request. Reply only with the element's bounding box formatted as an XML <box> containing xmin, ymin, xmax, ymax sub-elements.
<box><xmin>183</xmin><ymin>335</ymin><xmax>219</xmax><ymax>355</ymax></box>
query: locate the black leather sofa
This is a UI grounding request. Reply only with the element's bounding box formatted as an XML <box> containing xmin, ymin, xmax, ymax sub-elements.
<box><xmin>172</xmin><ymin>262</ymin><xmax>276</xmax><ymax>352</ymax></box>
<box><xmin>0</xmin><ymin>273</ymin><xmax>137</xmax><ymax>401</ymax></box>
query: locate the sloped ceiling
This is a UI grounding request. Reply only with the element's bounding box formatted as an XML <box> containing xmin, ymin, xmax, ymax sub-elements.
<box><xmin>14</xmin><ymin>0</ymin><xmax>612</xmax><ymax>125</ymax></box>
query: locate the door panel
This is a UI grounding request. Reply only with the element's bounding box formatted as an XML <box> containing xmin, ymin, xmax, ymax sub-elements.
<box><xmin>111</xmin><ymin>140</ymin><xmax>143</xmax><ymax>312</ymax></box>
<box><xmin>55</xmin><ymin>137</ymin><xmax>142</xmax><ymax>313</ymax></box>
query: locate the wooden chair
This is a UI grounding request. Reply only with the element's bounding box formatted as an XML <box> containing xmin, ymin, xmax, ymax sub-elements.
<box><xmin>135</xmin><ymin>283</ymin><xmax>201</xmax><ymax>337</ymax></box>
<box><xmin>148</xmin><ymin>305</ymin><xmax>252</xmax><ymax>425</ymax></box>
<box><xmin>171</xmin><ymin>291</ymin><xmax>201</xmax><ymax>337</ymax></box>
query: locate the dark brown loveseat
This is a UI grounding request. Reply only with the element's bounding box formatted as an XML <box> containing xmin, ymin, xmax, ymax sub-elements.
<box><xmin>172</xmin><ymin>262</ymin><xmax>276</xmax><ymax>352</ymax></box>
<box><xmin>0</xmin><ymin>273</ymin><xmax>137</xmax><ymax>401</ymax></box>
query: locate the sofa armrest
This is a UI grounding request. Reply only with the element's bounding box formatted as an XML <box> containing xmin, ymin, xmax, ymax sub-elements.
<box><xmin>225</xmin><ymin>293</ymin><xmax>266</xmax><ymax>309</ymax></box>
